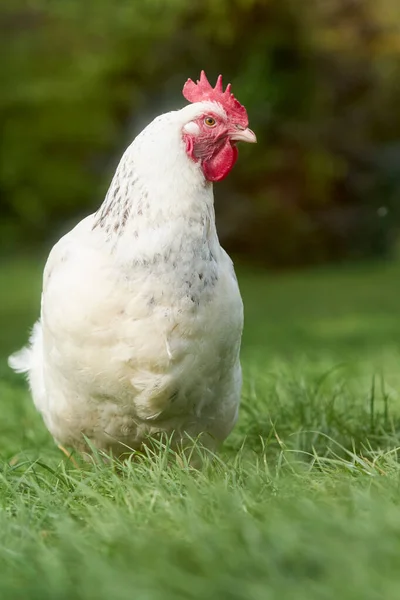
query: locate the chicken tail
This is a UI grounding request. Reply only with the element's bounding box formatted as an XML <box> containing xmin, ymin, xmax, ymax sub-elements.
<box><xmin>8</xmin><ymin>347</ymin><xmax>32</xmax><ymax>373</ymax></box>
<box><xmin>8</xmin><ymin>321</ymin><xmax>42</xmax><ymax>374</ymax></box>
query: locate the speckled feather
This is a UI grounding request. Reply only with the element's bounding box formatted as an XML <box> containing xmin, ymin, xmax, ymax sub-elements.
<box><xmin>9</xmin><ymin>100</ymin><xmax>244</xmax><ymax>459</ymax></box>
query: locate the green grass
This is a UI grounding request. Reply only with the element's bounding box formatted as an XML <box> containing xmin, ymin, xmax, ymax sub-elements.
<box><xmin>1</xmin><ymin>256</ymin><xmax>400</xmax><ymax>599</ymax></box>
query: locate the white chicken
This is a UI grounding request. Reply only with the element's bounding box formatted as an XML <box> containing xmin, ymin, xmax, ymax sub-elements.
<box><xmin>9</xmin><ymin>71</ymin><xmax>256</xmax><ymax>460</ymax></box>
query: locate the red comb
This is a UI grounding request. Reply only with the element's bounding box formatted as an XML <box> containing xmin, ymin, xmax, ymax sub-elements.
<box><xmin>182</xmin><ymin>71</ymin><xmax>248</xmax><ymax>127</ymax></box>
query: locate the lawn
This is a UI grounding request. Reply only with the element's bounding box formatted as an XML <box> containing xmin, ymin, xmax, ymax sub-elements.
<box><xmin>1</xmin><ymin>256</ymin><xmax>400</xmax><ymax>599</ymax></box>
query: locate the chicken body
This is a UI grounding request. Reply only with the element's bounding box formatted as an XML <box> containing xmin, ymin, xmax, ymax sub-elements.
<box><xmin>10</xmin><ymin>101</ymin><xmax>244</xmax><ymax>457</ymax></box>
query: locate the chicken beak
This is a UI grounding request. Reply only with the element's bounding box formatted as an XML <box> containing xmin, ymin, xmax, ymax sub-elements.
<box><xmin>230</xmin><ymin>128</ymin><xmax>257</xmax><ymax>143</ymax></box>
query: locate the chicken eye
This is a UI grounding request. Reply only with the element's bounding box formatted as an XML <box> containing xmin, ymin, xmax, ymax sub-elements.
<box><xmin>204</xmin><ymin>117</ymin><xmax>216</xmax><ymax>127</ymax></box>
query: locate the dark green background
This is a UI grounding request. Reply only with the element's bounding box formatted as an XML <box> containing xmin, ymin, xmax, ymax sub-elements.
<box><xmin>2</xmin><ymin>0</ymin><xmax>400</xmax><ymax>267</ymax></box>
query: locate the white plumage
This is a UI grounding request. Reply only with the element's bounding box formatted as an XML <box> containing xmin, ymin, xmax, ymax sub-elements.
<box><xmin>9</xmin><ymin>74</ymin><xmax>256</xmax><ymax>460</ymax></box>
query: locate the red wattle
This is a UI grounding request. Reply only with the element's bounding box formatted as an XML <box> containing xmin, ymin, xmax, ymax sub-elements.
<box><xmin>202</xmin><ymin>140</ymin><xmax>238</xmax><ymax>182</ymax></box>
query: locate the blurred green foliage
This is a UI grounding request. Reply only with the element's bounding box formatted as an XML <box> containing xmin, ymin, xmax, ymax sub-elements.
<box><xmin>1</xmin><ymin>0</ymin><xmax>400</xmax><ymax>265</ymax></box>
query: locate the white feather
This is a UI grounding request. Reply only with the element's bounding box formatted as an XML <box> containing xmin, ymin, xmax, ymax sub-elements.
<box><xmin>9</xmin><ymin>100</ymin><xmax>243</xmax><ymax>459</ymax></box>
<box><xmin>8</xmin><ymin>348</ymin><xmax>31</xmax><ymax>374</ymax></box>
